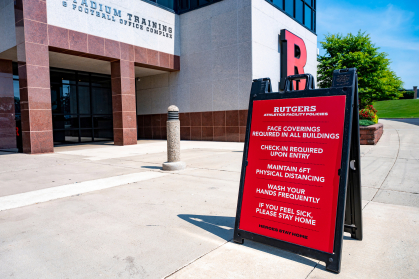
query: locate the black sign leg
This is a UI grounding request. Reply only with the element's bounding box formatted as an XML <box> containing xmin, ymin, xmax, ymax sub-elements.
<box><xmin>326</xmin><ymin>257</ymin><xmax>340</xmax><ymax>273</ymax></box>
<box><xmin>344</xmin><ymin>79</ymin><xmax>363</xmax><ymax>240</ymax></box>
<box><xmin>233</xmin><ymin>235</ymin><xmax>244</xmax><ymax>244</ymax></box>
<box><xmin>233</xmin><ymin>78</ymin><xmax>269</xmax><ymax>246</ymax></box>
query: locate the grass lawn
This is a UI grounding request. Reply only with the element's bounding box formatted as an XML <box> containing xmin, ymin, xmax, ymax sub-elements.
<box><xmin>373</xmin><ymin>99</ymin><xmax>419</xmax><ymax>118</ymax></box>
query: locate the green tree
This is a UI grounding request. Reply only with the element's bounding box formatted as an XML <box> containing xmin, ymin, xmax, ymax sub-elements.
<box><xmin>317</xmin><ymin>31</ymin><xmax>404</xmax><ymax>107</ymax></box>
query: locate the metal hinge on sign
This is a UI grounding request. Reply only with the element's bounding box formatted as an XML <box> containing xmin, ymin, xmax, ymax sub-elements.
<box><xmin>350</xmin><ymin>160</ymin><xmax>356</xmax><ymax>170</ymax></box>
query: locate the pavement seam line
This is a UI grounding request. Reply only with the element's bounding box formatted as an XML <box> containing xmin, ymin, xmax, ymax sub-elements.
<box><xmin>370</xmin><ymin>126</ymin><xmax>401</xmax><ymax>204</ymax></box>
<box><xmin>89</xmin><ymin>159</ymin><xmax>241</xmax><ymax>174</ymax></box>
<box><xmin>305</xmin><ymin>260</ymin><xmax>320</xmax><ymax>279</ymax></box>
<box><xmin>56</xmin><ymin>144</ymin><xmax>242</xmax><ymax>161</ymax></box>
<box><xmin>373</xmin><ymin>188</ymin><xmax>419</xmax><ymax>195</ymax></box>
<box><xmin>163</xmin><ymin>240</ymin><xmax>231</xmax><ymax>279</ymax></box>
<box><xmin>83</xmin><ymin>160</ymin><xmax>161</xmax><ymax>171</ymax></box>
<box><xmin>169</xmin><ymin>171</ymin><xmax>239</xmax><ymax>182</ymax></box>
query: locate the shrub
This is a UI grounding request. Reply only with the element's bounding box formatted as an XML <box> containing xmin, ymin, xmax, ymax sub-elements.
<box><xmin>359</xmin><ymin>108</ymin><xmax>375</xmax><ymax>121</ymax></box>
<box><xmin>400</xmin><ymin>91</ymin><xmax>414</xmax><ymax>100</ymax></box>
<box><xmin>359</xmin><ymin>104</ymin><xmax>378</xmax><ymax>125</ymax></box>
<box><xmin>359</xmin><ymin>119</ymin><xmax>375</xmax><ymax>126</ymax></box>
<box><xmin>366</xmin><ymin>105</ymin><xmax>377</xmax><ymax>114</ymax></box>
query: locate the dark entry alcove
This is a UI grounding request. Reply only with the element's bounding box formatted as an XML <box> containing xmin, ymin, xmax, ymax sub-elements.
<box><xmin>50</xmin><ymin>68</ymin><xmax>113</xmax><ymax>144</ymax></box>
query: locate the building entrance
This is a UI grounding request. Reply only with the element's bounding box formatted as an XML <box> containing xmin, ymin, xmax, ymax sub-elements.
<box><xmin>50</xmin><ymin>68</ymin><xmax>113</xmax><ymax>144</ymax></box>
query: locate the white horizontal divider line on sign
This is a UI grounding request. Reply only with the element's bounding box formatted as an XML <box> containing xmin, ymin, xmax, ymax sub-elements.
<box><xmin>0</xmin><ymin>171</ymin><xmax>167</xmax><ymax>212</ymax></box>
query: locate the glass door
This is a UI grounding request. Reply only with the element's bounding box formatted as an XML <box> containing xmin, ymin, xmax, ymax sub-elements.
<box><xmin>50</xmin><ymin>68</ymin><xmax>113</xmax><ymax>144</ymax></box>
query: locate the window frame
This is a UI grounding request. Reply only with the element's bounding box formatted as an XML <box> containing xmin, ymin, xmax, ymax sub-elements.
<box><xmin>140</xmin><ymin>0</ymin><xmax>316</xmax><ymax>34</ymax></box>
<box><xmin>267</xmin><ymin>0</ymin><xmax>316</xmax><ymax>34</ymax></box>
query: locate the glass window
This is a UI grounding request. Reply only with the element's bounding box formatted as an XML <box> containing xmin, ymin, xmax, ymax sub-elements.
<box><xmin>94</xmin><ymin>129</ymin><xmax>113</xmax><ymax>141</ymax></box>
<box><xmin>78</xmin><ymin>86</ymin><xmax>91</xmax><ymax>114</ymax></box>
<box><xmin>189</xmin><ymin>0</ymin><xmax>199</xmax><ymax>9</ymax></box>
<box><xmin>53</xmin><ymin>129</ymin><xmax>80</xmax><ymax>144</ymax></box>
<box><xmin>296</xmin><ymin>0</ymin><xmax>303</xmax><ymax>23</ymax></box>
<box><xmin>13</xmin><ymin>80</ymin><xmax>19</xmax><ymax>99</ymax></box>
<box><xmin>285</xmin><ymin>0</ymin><xmax>294</xmax><ymax>16</ymax></box>
<box><xmin>53</xmin><ymin>130</ymin><xmax>65</xmax><ymax>144</ymax></box>
<box><xmin>272</xmin><ymin>0</ymin><xmax>283</xmax><ymax>9</ymax></box>
<box><xmin>13</xmin><ymin>62</ymin><xmax>18</xmax><ymax>76</ymax></box>
<box><xmin>91</xmin><ymin>74</ymin><xmax>111</xmax><ymax>88</ymax></box>
<box><xmin>157</xmin><ymin>0</ymin><xmax>174</xmax><ymax>9</ymax></box>
<box><xmin>92</xmin><ymin>87</ymin><xmax>112</xmax><ymax>114</ymax></box>
<box><xmin>179</xmin><ymin>0</ymin><xmax>189</xmax><ymax>10</ymax></box>
<box><xmin>265</xmin><ymin>0</ymin><xmax>315</xmax><ymax>32</ymax></box>
<box><xmin>52</xmin><ymin>115</ymin><xmax>79</xmax><ymax>130</ymax></box>
<box><xmin>80</xmin><ymin>129</ymin><xmax>93</xmax><ymax>142</ymax></box>
<box><xmin>63</xmin><ymin>85</ymin><xmax>78</xmax><ymax>114</ymax></box>
<box><xmin>305</xmin><ymin>5</ymin><xmax>312</xmax><ymax>29</ymax></box>
<box><xmin>78</xmin><ymin>72</ymin><xmax>90</xmax><ymax>86</ymax></box>
<box><xmin>79</xmin><ymin>116</ymin><xmax>92</xmax><ymax>128</ymax></box>
<box><xmin>50</xmin><ymin>85</ymin><xmax>60</xmax><ymax>113</ymax></box>
<box><xmin>13</xmin><ymin>79</ymin><xmax>20</xmax><ymax>115</ymax></box>
<box><xmin>199</xmin><ymin>0</ymin><xmax>211</xmax><ymax>5</ymax></box>
<box><xmin>50</xmin><ymin>69</ymin><xmax>76</xmax><ymax>85</ymax></box>
<box><xmin>51</xmin><ymin>84</ymin><xmax>77</xmax><ymax>114</ymax></box>
<box><xmin>64</xmin><ymin>130</ymin><xmax>79</xmax><ymax>143</ymax></box>
<box><xmin>94</xmin><ymin>116</ymin><xmax>113</xmax><ymax>129</ymax></box>
<box><xmin>163</xmin><ymin>0</ymin><xmax>230</xmax><ymax>13</ymax></box>
<box><xmin>188</xmin><ymin>0</ymin><xmax>212</xmax><ymax>9</ymax></box>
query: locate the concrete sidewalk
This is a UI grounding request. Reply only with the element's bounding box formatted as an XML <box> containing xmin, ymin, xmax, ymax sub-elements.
<box><xmin>0</xmin><ymin>119</ymin><xmax>418</xmax><ymax>278</ymax></box>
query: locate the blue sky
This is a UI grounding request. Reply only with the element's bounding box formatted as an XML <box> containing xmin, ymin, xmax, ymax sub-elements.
<box><xmin>316</xmin><ymin>0</ymin><xmax>419</xmax><ymax>89</ymax></box>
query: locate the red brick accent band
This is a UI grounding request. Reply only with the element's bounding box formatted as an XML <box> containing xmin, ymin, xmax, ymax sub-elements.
<box><xmin>48</xmin><ymin>25</ymin><xmax>180</xmax><ymax>72</ymax></box>
<box><xmin>137</xmin><ymin>110</ymin><xmax>248</xmax><ymax>142</ymax></box>
<box><xmin>360</xmin><ymin>123</ymin><xmax>383</xmax><ymax>145</ymax></box>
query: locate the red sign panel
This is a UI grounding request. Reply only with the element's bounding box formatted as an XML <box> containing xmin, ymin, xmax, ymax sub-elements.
<box><xmin>239</xmin><ymin>96</ymin><xmax>346</xmax><ymax>253</ymax></box>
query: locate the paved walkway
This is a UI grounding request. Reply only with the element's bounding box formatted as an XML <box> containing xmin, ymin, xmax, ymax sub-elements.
<box><xmin>0</xmin><ymin>119</ymin><xmax>418</xmax><ymax>278</ymax></box>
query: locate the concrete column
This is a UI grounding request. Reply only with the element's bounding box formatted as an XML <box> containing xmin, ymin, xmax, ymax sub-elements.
<box><xmin>0</xmin><ymin>59</ymin><xmax>17</xmax><ymax>150</ymax></box>
<box><xmin>15</xmin><ymin>0</ymin><xmax>53</xmax><ymax>154</ymax></box>
<box><xmin>414</xmin><ymin>86</ymin><xmax>417</xmax><ymax>99</ymax></box>
<box><xmin>163</xmin><ymin>106</ymin><xmax>186</xmax><ymax>171</ymax></box>
<box><xmin>111</xmin><ymin>60</ymin><xmax>137</xmax><ymax>145</ymax></box>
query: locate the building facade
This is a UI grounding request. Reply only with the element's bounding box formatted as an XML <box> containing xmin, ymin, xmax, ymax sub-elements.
<box><xmin>0</xmin><ymin>0</ymin><xmax>317</xmax><ymax>154</ymax></box>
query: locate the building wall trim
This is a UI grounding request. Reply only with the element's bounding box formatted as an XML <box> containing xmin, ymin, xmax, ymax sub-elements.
<box><xmin>47</xmin><ymin>26</ymin><xmax>180</xmax><ymax>71</ymax></box>
<box><xmin>138</xmin><ymin>109</ymin><xmax>248</xmax><ymax>142</ymax></box>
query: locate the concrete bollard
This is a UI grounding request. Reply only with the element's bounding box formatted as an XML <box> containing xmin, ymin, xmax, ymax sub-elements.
<box><xmin>414</xmin><ymin>86</ymin><xmax>417</xmax><ymax>99</ymax></box>
<box><xmin>162</xmin><ymin>105</ymin><xmax>186</xmax><ymax>171</ymax></box>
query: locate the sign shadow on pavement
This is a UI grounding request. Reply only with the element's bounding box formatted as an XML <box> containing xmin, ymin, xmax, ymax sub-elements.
<box><xmin>177</xmin><ymin>214</ymin><xmax>318</xmax><ymax>268</ymax></box>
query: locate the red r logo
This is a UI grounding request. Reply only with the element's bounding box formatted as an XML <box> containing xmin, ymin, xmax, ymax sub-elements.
<box><xmin>280</xmin><ymin>29</ymin><xmax>307</xmax><ymax>90</ymax></box>
<box><xmin>16</xmin><ymin>127</ymin><xmax>19</xmax><ymax>136</ymax></box>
